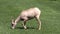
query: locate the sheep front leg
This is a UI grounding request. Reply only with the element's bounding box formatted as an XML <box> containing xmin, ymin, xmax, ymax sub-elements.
<box><xmin>23</xmin><ymin>20</ymin><xmax>27</xmax><ymax>29</ymax></box>
<box><xmin>35</xmin><ymin>16</ymin><xmax>41</xmax><ymax>30</ymax></box>
<box><xmin>22</xmin><ymin>17</ymin><xmax>28</xmax><ymax>29</ymax></box>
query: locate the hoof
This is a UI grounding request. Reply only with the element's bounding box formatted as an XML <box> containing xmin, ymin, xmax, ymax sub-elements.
<box><xmin>38</xmin><ymin>28</ymin><xmax>41</xmax><ymax>30</ymax></box>
<box><xmin>11</xmin><ymin>27</ymin><xmax>15</xmax><ymax>29</ymax></box>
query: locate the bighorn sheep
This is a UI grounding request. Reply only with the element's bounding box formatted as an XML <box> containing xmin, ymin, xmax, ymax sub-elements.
<box><xmin>11</xmin><ymin>7</ymin><xmax>41</xmax><ymax>30</ymax></box>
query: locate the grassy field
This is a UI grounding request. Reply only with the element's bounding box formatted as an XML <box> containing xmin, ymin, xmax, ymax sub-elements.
<box><xmin>0</xmin><ymin>0</ymin><xmax>60</xmax><ymax>34</ymax></box>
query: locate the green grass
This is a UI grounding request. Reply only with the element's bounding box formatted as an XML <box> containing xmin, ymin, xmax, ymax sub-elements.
<box><xmin>0</xmin><ymin>0</ymin><xmax>60</xmax><ymax>34</ymax></box>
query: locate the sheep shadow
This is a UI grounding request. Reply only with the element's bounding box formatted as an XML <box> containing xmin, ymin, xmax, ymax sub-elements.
<box><xmin>15</xmin><ymin>27</ymin><xmax>36</xmax><ymax>29</ymax></box>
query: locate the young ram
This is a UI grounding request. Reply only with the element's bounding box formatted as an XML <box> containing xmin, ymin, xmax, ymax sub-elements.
<box><xmin>11</xmin><ymin>7</ymin><xmax>41</xmax><ymax>30</ymax></box>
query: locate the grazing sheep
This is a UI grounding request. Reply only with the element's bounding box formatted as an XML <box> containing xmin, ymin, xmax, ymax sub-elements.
<box><xmin>11</xmin><ymin>7</ymin><xmax>41</xmax><ymax>30</ymax></box>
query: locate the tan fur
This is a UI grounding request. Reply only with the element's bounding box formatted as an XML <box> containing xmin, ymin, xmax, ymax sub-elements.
<box><xmin>11</xmin><ymin>7</ymin><xmax>41</xmax><ymax>30</ymax></box>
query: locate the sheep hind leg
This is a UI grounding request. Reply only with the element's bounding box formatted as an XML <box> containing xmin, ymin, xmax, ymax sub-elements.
<box><xmin>35</xmin><ymin>16</ymin><xmax>41</xmax><ymax>30</ymax></box>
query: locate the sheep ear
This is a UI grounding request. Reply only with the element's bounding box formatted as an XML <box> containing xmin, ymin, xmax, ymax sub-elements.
<box><xmin>12</xmin><ymin>19</ymin><xmax>14</xmax><ymax>23</ymax></box>
<box><xmin>11</xmin><ymin>16</ymin><xmax>15</xmax><ymax>24</ymax></box>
